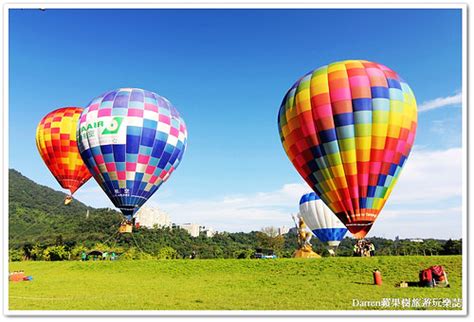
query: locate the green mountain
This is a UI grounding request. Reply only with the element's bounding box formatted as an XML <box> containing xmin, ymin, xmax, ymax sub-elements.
<box><xmin>8</xmin><ymin>169</ymin><xmax>122</xmax><ymax>248</ymax></box>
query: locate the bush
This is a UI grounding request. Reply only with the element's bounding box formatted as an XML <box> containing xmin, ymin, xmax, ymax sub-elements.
<box><xmin>9</xmin><ymin>249</ymin><xmax>24</xmax><ymax>262</ymax></box>
<box><xmin>120</xmin><ymin>247</ymin><xmax>154</xmax><ymax>260</ymax></box>
<box><xmin>233</xmin><ymin>249</ymin><xmax>254</xmax><ymax>259</ymax></box>
<box><xmin>43</xmin><ymin>245</ymin><xmax>69</xmax><ymax>261</ymax></box>
<box><xmin>70</xmin><ymin>245</ymin><xmax>88</xmax><ymax>260</ymax></box>
<box><xmin>157</xmin><ymin>246</ymin><xmax>178</xmax><ymax>259</ymax></box>
<box><xmin>30</xmin><ymin>244</ymin><xmax>45</xmax><ymax>261</ymax></box>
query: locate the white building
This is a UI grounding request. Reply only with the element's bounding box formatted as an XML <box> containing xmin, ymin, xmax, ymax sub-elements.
<box><xmin>134</xmin><ymin>206</ymin><xmax>172</xmax><ymax>229</ymax></box>
<box><xmin>200</xmin><ymin>226</ymin><xmax>217</xmax><ymax>238</ymax></box>
<box><xmin>178</xmin><ymin>223</ymin><xmax>201</xmax><ymax>237</ymax></box>
<box><xmin>177</xmin><ymin>223</ymin><xmax>216</xmax><ymax>237</ymax></box>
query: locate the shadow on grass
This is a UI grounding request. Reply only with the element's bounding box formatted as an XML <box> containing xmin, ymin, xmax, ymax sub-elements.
<box><xmin>351</xmin><ymin>282</ymin><xmax>374</xmax><ymax>285</ymax></box>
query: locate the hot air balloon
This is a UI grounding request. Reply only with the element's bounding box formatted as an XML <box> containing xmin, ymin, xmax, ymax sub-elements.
<box><xmin>278</xmin><ymin>60</ymin><xmax>417</xmax><ymax>239</ymax></box>
<box><xmin>36</xmin><ymin>107</ymin><xmax>92</xmax><ymax>204</ymax></box>
<box><xmin>299</xmin><ymin>192</ymin><xmax>348</xmax><ymax>254</ymax></box>
<box><xmin>77</xmin><ymin>88</ymin><xmax>187</xmax><ymax>232</ymax></box>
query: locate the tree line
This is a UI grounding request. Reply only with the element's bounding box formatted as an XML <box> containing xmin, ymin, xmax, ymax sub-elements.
<box><xmin>9</xmin><ymin>225</ymin><xmax>462</xmax><ymax>261</ymax></box>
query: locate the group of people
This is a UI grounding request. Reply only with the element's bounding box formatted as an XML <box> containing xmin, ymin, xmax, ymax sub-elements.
<box><xmin>81</xmin><ymin>251</ymin><xmax>117</xmax><ymax>261</ymax></box>
<box><xmin>353</xmin><ymin>239</ymin><xmax>375</xmax><ymax>257</ymax></box>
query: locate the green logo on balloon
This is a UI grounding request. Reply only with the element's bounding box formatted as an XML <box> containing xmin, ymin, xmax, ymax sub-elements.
<box><xmin>102</xmin><ymin>117</ymin><xmax>124</xmax><ymax>135</ymax></box>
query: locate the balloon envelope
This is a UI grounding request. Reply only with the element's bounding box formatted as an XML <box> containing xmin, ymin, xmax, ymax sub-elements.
<box><xmin>278</xmin><ymin>60</ymin><xmax>417</xmax><ymax>238</ymax></box>
<box><xmin>299</xmin><ymin>192</ymin><xmax>347</xmax><ymax>248</ymax></box>
<box><xmin>36</xmin><ymin>107</ymin><xmax>92</xmax><ymax>194</ymax></box>
<box><xmin>77</xmin><ymin>88</ymin><xmax>187</xmax><ymax>219</ymax></box>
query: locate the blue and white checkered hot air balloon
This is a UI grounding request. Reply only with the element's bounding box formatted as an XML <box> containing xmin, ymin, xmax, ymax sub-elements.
<box><xmin>299</xmin><ymin>192</ymin><xmax>348</xmax><ymax>252</ymax></box>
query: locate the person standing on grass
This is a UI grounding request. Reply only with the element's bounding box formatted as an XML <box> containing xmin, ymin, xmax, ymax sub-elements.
<box><xmin>353</xmin><ymin>243</ymin><xmax>359</xmax><ymax>256</ymax></box>
<box><xmin>81</xmin><ymin>251</ymin><xmax>87</xmax><ymax>261</ymax></box>
<box><xmin>369</xmin><ymin>243</ymin><xmax>375</xmax><ymax>257</ymax></box>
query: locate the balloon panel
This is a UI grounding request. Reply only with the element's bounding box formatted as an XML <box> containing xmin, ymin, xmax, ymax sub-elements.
<box><xmin>36</xmin><ymin>107</ymin><xmax>91</xmax><ymax>194</ymax></box>
<box><xmin>313</xmin><ymin>228</ymin><xmax>347</xmax><ymax>245</ymax></box>
<box><xmin>299</xmin><ymin>192</ymin><xmax>347</xmax><ymax>245</ymax></box>
<box><xmin>77</xmin><ymin>88</ymin><xmax>187</xmax><ymax>218</ymax></box>
<box><xmin>280</xmin><ymin>60</ymin><xmax>417</xmax><ymax>238</ymax></box>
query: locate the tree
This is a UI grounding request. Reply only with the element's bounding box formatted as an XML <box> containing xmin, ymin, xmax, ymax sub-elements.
<box><xmin>442</xmin><ymin>239</ymin><xmax>462</xmax><ymax>255</ymax></box>
<box><xmin>256</xmin><ymin>226</ymin><xmax>285</xmax><ymax>255</ymax></box>
<box><xmin>422</xmin><ymin>239</ymin><xmax>443</xmax><ymax>256</ymax></box>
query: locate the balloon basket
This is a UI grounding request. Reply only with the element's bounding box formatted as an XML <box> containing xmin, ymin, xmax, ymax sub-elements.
<box><xmin>64</xmin><ymin>195</ymin><xmax>73</xmax><ymax>205</ymax></box>
<box><xmin>119</xmin><ymin>221</ymin><xmax>133</xmax><ymax>234</ymax></box>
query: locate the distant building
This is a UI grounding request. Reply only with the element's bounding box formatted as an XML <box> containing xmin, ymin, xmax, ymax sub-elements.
<box><xmin>177</xmin><ymin>223</ymin><xmax>216</xmax><ymax>237</ymax></box>
<box><xmin>200</xmin><ymin>226</ymin><xmax>216</xmax><ymax>237</ymax></box>
<box><xmin>178</xmin><ymin>223</ymin><xmax>201</xmax><ymax>237</ymax></box>
<box><xmin>278</xmin><ymin>225</ymin><xmax>290</xmax><ymax>235</ymax></box>
<box><xmin>410</xmin><ymin>239</ymin><xmax>424</xmax><ymax>243</ymax></box>
<box><xmin>134</xmin><ymin>206</ymin><xmax>172</xmax><ymax>229</ymax></box>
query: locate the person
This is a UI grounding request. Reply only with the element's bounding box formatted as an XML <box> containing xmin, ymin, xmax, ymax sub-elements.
<box><xmin>353</xmin><ymin>243</ymin><xmax>359</xmax><ymax>256</ymax></box>
<box><xmin>110</xmin><ymin>252</ymin><xmax>116</xmax><ymax>261</ymax></box>
<box><xmin>81</xmin><ymin>251</ymin><xmax>87</xmax><ymax>261</ymax></box>
<box><xmin>363</xmin><ymin>241</ymin><xmax>371</xmax><ymax>257</ymax></box>
<box><xmin>190</xmin><ymin>251</ymin><xmax>196</xmax><ymax>259</ymax></box>
<box><xmin>369</xmin><ymin>243</ymin><xmax>375</xmax><ymax>257</ymax></box>
<box><xmin>102</xmin><ymin>251</ymin><xmax>108</xmax><ymax>261</ymax></box>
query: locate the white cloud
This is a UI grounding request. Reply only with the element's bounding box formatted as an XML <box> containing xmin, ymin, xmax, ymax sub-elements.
<box><xmin>369</xmin><ymin>207</ymin><xmax>462</xmax><ymax>240</ymax></box>
<box><xmin>387</xmin><ymin>147</ymin><xmax>462</xmax><ymax>204</ymax></box>
<box><xmin>149</xmin><ymin>183</ymin><xmax>310</xmax><ymax>232</ymax></box>
<box><xmin>418</xmin><ymin>92</ymin><xmax>462</xmax><ymax>112</ymax></box>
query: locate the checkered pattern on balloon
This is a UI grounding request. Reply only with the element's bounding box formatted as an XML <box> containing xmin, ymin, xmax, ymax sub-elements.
<box><xmin>36</xmin><ymin>107</ymin><xmax>92</xmax><ymax>194</ymax></box>
<box><xmin>77</xmin><ymin>88</ymin><xmax>187</xmax><ymax>219</ymax></box>
<box><xmin>278</xmin><ymin>60</ymin><xmax>417</xmax><ymax>239</ymax></box>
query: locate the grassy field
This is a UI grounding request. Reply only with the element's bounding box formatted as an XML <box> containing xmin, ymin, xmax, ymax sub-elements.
<box><xmin>9</xmin><ymin>256</ymin><xmax>462</xmax><ymax>311</ymax></box>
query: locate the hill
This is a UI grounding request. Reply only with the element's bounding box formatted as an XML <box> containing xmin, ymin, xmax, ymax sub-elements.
<box><xmin>8</xmin><ymin>169</ymin><xmax>122</xmax><ymax>248</ymax></box>
<box><xmin>7</xmin><ymin>169</ymin><xmax>264</xmax><ymax>258</ymax></box>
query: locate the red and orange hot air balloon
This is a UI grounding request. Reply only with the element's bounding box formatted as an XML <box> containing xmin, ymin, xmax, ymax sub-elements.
<box><xmin>278</xmin><ymin>60</ymin><xmax>417</xmax><ymax>239</ymax></box>
<box><xmin>36</xmin><ymin>107</ymin><xmax>92</xmax><ymax>204</ymax></box>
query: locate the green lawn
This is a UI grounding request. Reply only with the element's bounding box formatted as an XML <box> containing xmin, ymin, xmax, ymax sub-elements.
<box><xmin>9</xmin><ymin>256</ymin><xmax>462</xmax><ymax>311</ymax></box>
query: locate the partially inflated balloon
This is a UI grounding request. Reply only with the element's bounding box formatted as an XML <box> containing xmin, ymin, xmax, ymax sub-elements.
<box><xmin>77</xmin><ymin>88</ymin><xmax>187</xmax><ymax>220</ymax></box>
<box><xmin>278</xmin><ymin>60</ymin><xmax>417</xmax><ymax>238</ymax></box>
<box><xmin>36</xmin><ymin>107</ymin><xmax>92</xmax><ymax>195</ymax></box>
<box><xmin>299</xmin><ymin>192</ymin><xmax>347</xmax><ymax>249</ymax></box>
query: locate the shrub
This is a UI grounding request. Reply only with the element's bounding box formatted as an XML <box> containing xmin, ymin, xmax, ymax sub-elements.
<box><xmin>70</xmin><ymin>245</ymin><xmax>88</xmax><ymax>260</ymax></box>
<box><xmin>43</xmin><ymin>245</ymin><xmax>69</xmax><ymax>261</ymax></box>
<box><xmin>233</xmin><ymin>249</ymin><xmax>254</xmax><ymax>259</ymax></box>
<box><xmin>9</xmin><ymin>249</ymin><xmax>24</xmax><ymax>262</ymax></box>
<box><xmin>157</xmin><ymin>246</ymin><xmax>178</xmax><ymax>259</ymax></box>
<box><xmin>30</xmin><ymin>244</ymin><xmax>45</xmax><ymax>261</ymax></box>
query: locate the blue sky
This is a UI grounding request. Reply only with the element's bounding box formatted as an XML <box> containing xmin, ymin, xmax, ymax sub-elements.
<box><xmin>9</xmin><ymin>9</ymin><xmax>463</xmax><ymax>238</ymax></box>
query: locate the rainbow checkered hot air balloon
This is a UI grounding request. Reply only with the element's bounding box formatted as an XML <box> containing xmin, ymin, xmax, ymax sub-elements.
<box><xmin>278</xmin><ymin>60</ymin><xmax>417</xmax><ymax>239</ymax></box>
<box><xmin>36</xmin><ymin>107</ymin><xmax>92</xmax><ymax>201</ymax></box>
<box><xmin>77</xmin><ymin>88</ymin><xmax>187</xmax><ymax>223</ymax></box>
